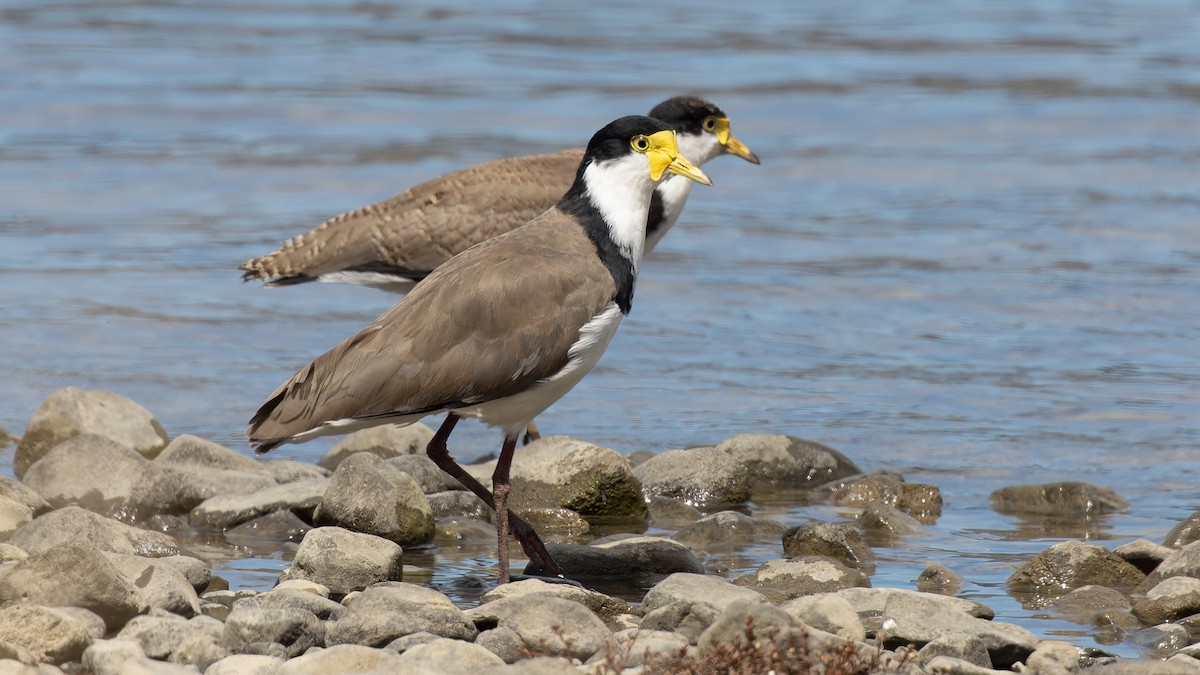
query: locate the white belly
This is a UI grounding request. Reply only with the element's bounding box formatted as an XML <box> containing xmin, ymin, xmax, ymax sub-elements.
<box><xmin>456</xmin><ymin>302</ymin><xmax>624</xmax><ymax>437</ymax></box>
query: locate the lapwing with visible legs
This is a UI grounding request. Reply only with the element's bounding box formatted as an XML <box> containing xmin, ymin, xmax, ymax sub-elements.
<box><xmin>240</xmin><ymin>97</ymin><xmax>757</xmax><ymax>444</ymax></box>
<box><xmin>246</xmin><ymin>115</ymin><xmax>712</xmax><ymax>584</ymax></box>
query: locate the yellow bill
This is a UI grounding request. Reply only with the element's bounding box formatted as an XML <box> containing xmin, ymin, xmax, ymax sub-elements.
<box><xmin>643</xmin><ymin>129</ymin><xmax>713</xmax><ymax>186</ymax></box>
<box><xmin>712</xmin><ymin>117</ymin><xmax>761</xmax><ymax>164</ymax></box>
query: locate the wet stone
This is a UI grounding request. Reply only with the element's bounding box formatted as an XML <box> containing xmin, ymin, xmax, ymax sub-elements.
<box><xmin>732</xmin><ymin>556</ymin><xmax>871</xmax><ymax>602</ymax></box>
<box><xmin>823</xmin><ymin>471</ymin><xmax>942</xmax><ymax>523</ymax></box>
<box><xmin>989</xmin><ymin>481</ymin><xmax>1130</xmax><ymax>517</ymax></box>
<box><xmin>15</xmin><ymin>387</ymin><xmax>168</xmax><ymax>478</ymax></box>
<box><xmin>1130</xmin><ymin>623</ymin><xmax>1190</xmax><ymax>658</ymax></box>
<box><xmin>1132</xmin><ymin>576</ymin><xmax>1200</xmax><ymax>625</ymax></box>
<box><xmin>672</xmin><ymin>510</ymin><xmax>787</xmax><ymax>552</ymax></box>
<box><xmin>521</xmin><ymin>506</ymin><xmax>590</xmax><ymax>536</ymax></box>
<box><xmin>646</xmin><ymin>496</ymin><xmax>703</xmax><ymax>528</ymax></box>
<box><xmin>225</xmin><ymin>510</ymin><xmax>311</xmax><ymax>544</ymax></box>
<box><xmin>1164</xmin><ymin>509</ymin><xmax>1200</xmax><ymax>548</ymax></box>
<box><xmin>633</xmin><ymin>446</ymin><xmax>751</xmax><ymax>507</ymax></box>
<box><xmin>317</xmin><ymin>423</ymin><xmax>436</xmax><ymax>471</ymax></box>
<box><xmin>857</xmin><ymin>502</ymin><xmax>924</xmax><ymax>543</ymax></box>
<box><xmin>467</xmin><ymin>436</ymin><xmax>647</xmax><ymax>522</ymax></box>
<box><xmin>712</xmin><ymin>434</ymin><xmax>862</xmax><ymax>496</ymax></box>
<box><xmin>526</xmin><ymin>537</ymin><xmax>704</xmax><ymax>581</ymax></box>
<box><xmin>1008</xmin><ymin>540</ymin><xmax>1145</xmax><ymax>608</ymax></box>
<box><xmin>1115</xmin><ymin>539</ymin><xmax>1174</xmax><ymax>575</ymax></box>
<box><xmin>1139</xmin><ymin>540</ymin><xmax>1200</xmax><ymax>592</ymax></box>
<box><xmin>916</xmin><ymin>562</ymin><xmax>964</xmax><ymax>596</ymax></box>
<box><xmin>1049</xmin><ymin>585</ymin><xmax>1131</xmax><ymax>624</ymax></box>
<box><xmin>428</xmin><ymin>490</ymin><xmax>489</xmax><ymax>521</ymax></box>
<box><xmin>6</xmin><ymin>506</ymin><xmax>177</xmax><ymax>558</ymax></box>
<box><xmin>279</xmin><ymin>527</ymin><xmax>404</xmax><ymax>600</ymax></box>
<box><xmin>781</xmin><ymin>521</ymin><xmax>875</xmax><ymax>571</ymax></box>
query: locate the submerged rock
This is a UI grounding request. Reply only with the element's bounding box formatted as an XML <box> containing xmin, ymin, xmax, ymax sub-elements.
<box><xmin>781</xmin><ymin>521</ymin><xmax>875</xmax><ymax>571</ymax></box>
<box><xmin>1008</xmin><ymin>540</ymin><xmax>1145</xmax><ymax>608</ymax></box>
<box><xmin>15</xmin><ymin>387</ymin><xmax>168</xmax><ymax>478</ymax></box>
<box><xmin>989</xmin><ymin>481</ymin><xmax>1130</xmax><ymax>517</ymax></box>
<box><xmin>672</xmin><ymin>510</ymin><xmax>787</xmax><ymax>552</ymax></box>
<box><xmin>823</xmin><ymin>471</ymin><xmax>942</xmax><ymax>523</ymax></box>
<box><xmin>1164</xmin><ymin>510</ymin><xmax>1200</xmax><ymax>549</ymax></box>
<box><xmin>633</xmin><ymin>446</ymin><xmax>750</xmax><ymax>507</ymax></box>
<box><xmin>525</xmin><ymin>537</ymin><xmax>704</xmax><ymax>581</ymax></box>
<box><xmin>916</xmin><ymin>563</ymin><xmax>964</xmax><ymax>596</ymax></box>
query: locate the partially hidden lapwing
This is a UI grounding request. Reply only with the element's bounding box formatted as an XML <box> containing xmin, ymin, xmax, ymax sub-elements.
<box><xmin>240</xmin><ymin>96</ymin><xmax>758</xmax><ymax>444</ymax></box>
<box><xmin>246</xmin><ymin>115</ymin><xmax>712</xmax><ymax>583</ymax></box>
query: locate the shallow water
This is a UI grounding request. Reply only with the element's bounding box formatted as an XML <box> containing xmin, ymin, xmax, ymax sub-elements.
<box><xmin>2</xmin><ymin>0</ymin><xmax>1199</xmax><ymax>660</ymax></box>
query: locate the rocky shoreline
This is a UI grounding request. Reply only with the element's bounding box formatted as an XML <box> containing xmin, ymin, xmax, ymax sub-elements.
<box><xmin>0</xmin><ymin>387</ymin><xmax>1198</xmax><ymax>674</ymax></box>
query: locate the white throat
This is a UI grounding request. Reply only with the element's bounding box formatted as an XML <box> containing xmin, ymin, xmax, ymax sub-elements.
<box><xmin>647</xmin><ymin>131</ymin><xmax>722</xmax><ymax>253</ymax></box>
<box><xmin>582</xmin><ymin>154</ymin><xmax>658</xmax><ymax>270</ymax></box>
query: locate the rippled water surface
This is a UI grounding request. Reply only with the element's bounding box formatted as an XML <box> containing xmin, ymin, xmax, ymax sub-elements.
<box><xmin>2</xmin><ymin>0</ymin><xmax>1199</xmax><ymax>659</ymax></box>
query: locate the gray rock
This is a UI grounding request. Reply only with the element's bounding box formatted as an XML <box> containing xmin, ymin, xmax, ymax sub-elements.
<box><xmin>781</xmin><ymin>521</ymin><xmax>874</xmax><ymax>571</ymax></box>
<box><xmin>326</xmin><ymin>583</ymin><xmax>476</xmax><ymax>646</ymax></box>
<box><xmin>104</xmin><ymin>553</ymin><xmax>202</xmax><ymax>616</ymax></box>
<box><xmin>642</xmin><ymin>573</ymin><xmax>768</xmax><ymax>615</ymax></box>
<box><xmin>917</xmin><ymin>634</ymin><xmax>992</xmax><ymax>669</ymax></box>
<box><xmin>836</xmin><ymin>587</ymin><xmax>993</xmax><ymax>636</ymax></box>
<box><xmin>14</xmin><ymin>387</ymin><xmax>168</xmax><ymax>478</ymax></box>
<box><xmin>9</xmin><ymin>506</ymin><xmax>177</xmax><ymax>558</ymax></box>
<box><xmin>276</xmin><ymin>644</ymin><xmax>408</xmax><ymax>674</ymax></box>
<box><xmin>989</xmin><ymin>481</ymin><xmax>1129</xmax><ymax>517</ymax></box>
<box><xmin>646</xmin><ymin>496</ymin><xmax>702</xmax><ymax>528</ymax></box>
<box><xmin>225</xmin><ymin>511</ymin><xmax>311</xmax><ymax>545</ymax></box>
<box><xmin>22</xmin><ymin>434</ymin><xmax>176</xmax><ymax>520</ymax></box>
<box><xmin>382</xmin><ymin>631</ymin><xmax>439</xmax><ymax>654</ymax></box>
<box><xmin>0</xmin><ymin>546</ymin><xmax>141</xmax><ymax>630</ymax></box>
<box><xmin>1139</xmin><ymin>540</ymin><xmax>1200</xmax><ymax>592</ymax></box>
<box><xmin>824</xmin><ymin>472</ymin><xmax>943</xmax><ymax>524</ymax></box>
<box><xmin>434</xmin><ymin>516</ymin><xmax>493</xmax><ymax>543</ymax></box>
<box><xmin>0</xmin><ymin>544</ymin><xmax>27</xmax><ymax>563</ymax></box>
<box><xmin>384</xmin><ymin>455</ymin><xmax>454</xmax><ymax>494</ymax></box>
<box><xmin>428</xmin><ymin>490</ymin><xmax>489</xmax><ymax>521</ymax></box>
<box><xmin>633</xmin><ymin>446</ymin><xmax>750</xmax><ymax>506</ymax></box>
<box><xmin>312</xmin><ymin>453</ymin><xmax>434</xmax><ymax>547</ymax></box>
<box><xmin>881</xmin><ymin>590</ymin><xmax>1037</xmax><ymax>668</ymax></box>
<box><xmin>318</xmin><ymin>424</ymin><xmax>436</xmax><ymax>471</ymax></box>
<box><xmin>479</xmin><ymin>656</ymin><xmax>581</xmax><ymax>674</ymax></box>
<box><xmin>638</xmin><ymin>601</ymin><xmax>721</xmax><ymax>645</ymax></box>
<box><xmin>0</xmin><ymin>604</ymin><xmax>104</xmax><ymax>665</ymax></box>
<box><xmin>920</xmin><ymin>655</ymin><xmax>1002</xmax><ymax>675</ymax></box>
<box><xmin>478</xmin><ymin>578</ymin><xmax>630</xmax><ymax>622</ymax></box>
<box><xmin>154</xmin><ymin>556</ymin><xmax>211</xmax><ymax>595</ymax></box>
<box><xmin>779</xmin><ymin>592</ymin><xmax>866</xmax><ymax>641</ymax></box>
<box><xmin>397</xmin><ymin>638</ymin><xmax>505</xmax><ymax>670</ymax></box>
<box><xmin>1008</xmin><ymin>540</ymin><xmax>1145</xmax><ymax>607</ymax></box>
<box><xmin>520</xmin><ymin>507</ymin><xmax>590</xmax><ymax>535</ymax></box>
<box><xmin>259</xmin><ymin>460</ymin><xmax>330</xmax><ymax>484</ymax></box>
<box><xmin>0</xmin><ymin>477</ymin><xmax>51</xmax><ymax>516</ymax></box>
<box><xmin>732</xmin><ymin>556</ymin><xmax>870</xmax><ymax>602</ymax></box>
<box><xmin>857</xmin><ymin>502</ymin><xmax>924</xmax><ymax>541</ymax></box>
<box><xmin>694</xmin><ymin>599</ymin><xmax>865</xmax><ymax>666</ymax></box>
<box><xmin>222</xmin><ymin>606</ymin><xmax>324</xmax><ymax>658</ymax></box>
<box><xmin>1024</xmin><ymin>640</ymin><xmax>1081</xmax><ymax>675</ymax></box>
<box><xmin>81</xmin><ymin>638</ymin><xmax>199</xmax><ymax>675</ymax></box>
<box><xmin>202</xmin><ymin>654</ymin><xmax>283</xmax><ymax>675</ymax></box>
<box><xmin>672</xmin><ymin>510</ymin><xmax>787</xmax><ymax>552</ymax></box>
<box><xmin>466</xmin><ymin>436</ymin><xmax>646</xmax><ymax>521</ymax></box>
<box><xmin>0</xmin><ymin>498</ymin><xmax>33</xmax><ymax>542</ymax></box>
<box><xmin>159</xmin><ymin>465</ymin><xmax>278</xmax><ymax>513</ymax></box>
<box><xmin>1165</xmin><ymin>510</ymin><xmax>1200</xmax><ymax>549</ymax></box>
<box><xmin>1049</xmin><ymin>584</ymin><xmax>1131</xmax><ymax>624</ymax></box>
<box><xmin>1084</xmin><ymin>659</ymin><xmax>1200</xmax><ymax>675</ymax></box>
<box><xmin>167</xmin><ymin>631</ymin><xmax>228</xmax><ymax>672</ymax></box>
<box><xmin>278</xmin><ymin>527</ymin><xmax>403</xmax><ymax>599</ymax></box>
<box><xmin>1132</xmin><ymin>576</ymin><xmax>1200</xmax><ymax>625</ymax></box>
<box><xmin>466</xmin><ymin>593</ymin><xmax>607</xmax><ymax>661</ymax></box>
<box><xmin>154</xmin><ymin>435</ymin><xmax>263</xmax><ymax>473</ymax></box>
<box><xmin>1114</xmin><ymin>539</ymin><xmax>1173</xmax><ymax>575</ymax></box>
<box><xmin>1130</xmin><ymin>623</ymin><xmax>1190</xmax><ymax>657</ymax></box>
<box><xmin>234</xmin><ymin>589</ymin><xmax>346</xmax><ymax>621</ymax></box>
<box><xmin>475</xmin><ymin>626</ymin><xmax>524</xmax><ymax>664</ymax></box>
<box><xmin>190</xmin><ymin>479</ymin><xmax>328</xmax><ymax>530</ymax></box>
<box><xmin>115</xmin><ymin>614</ymin><xmax>220</xmax><ymax>660</ymax></box>
<box><xmin>525</xmin><ymin>537</ymin><xmax>704</xmax><ymax>580</ymax></box>
<box><xmin>916</xmin><ymin>562</ymin><xmax>964</xmax><ymax>595</ymax></box>
<box><xmin>713</xmin><ymin>434</ymin><xmax>862</xmax><ymax>495</ymax></box>
<box><xmin>589</xmin><ymin>628</ymin><xmax>689</xmax><ymax>668</ymax></box>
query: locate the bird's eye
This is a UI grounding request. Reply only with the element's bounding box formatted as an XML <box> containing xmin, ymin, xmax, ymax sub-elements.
<box><xmin>702</xmin><ymin>116</ymin><xmax>717</xmax><ymax>132</ymax></box>
<box><xmin>630</xmin><ymin>135</ymin><xmax>651</xmax><ymax>152</ymax></box>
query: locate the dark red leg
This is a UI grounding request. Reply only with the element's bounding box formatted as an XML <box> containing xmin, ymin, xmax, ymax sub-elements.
<box><xmin>424</xmin><ymin>414</ymin><xmax>562</xmax><ymax>578</ymax></box>
<box><xmin>493</xmin><ymin>435</ymin><xmax>518</xmax><ymax>583</ymax></box>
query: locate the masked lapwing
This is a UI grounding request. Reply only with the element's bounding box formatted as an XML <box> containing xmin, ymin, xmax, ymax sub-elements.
<box><xmin>247</xmin><ymin>115</ymin><xmax>712</xmax><ymax>584</ymax></box>
<box><xmin>241</xmin><ymin>96</ymin><xmax>756</xmax><ymax>444</ymax></box>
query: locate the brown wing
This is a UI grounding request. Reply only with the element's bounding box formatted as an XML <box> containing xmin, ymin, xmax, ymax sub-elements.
<box><xmin>246</xmin><ymin>209</ymin><xmax>614</xmax><ymax>444</ymax></box>
<box><xmin>240</xmin><ymin>148</ymin><xmax>584</xmax><ymax>284</ymax></box>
